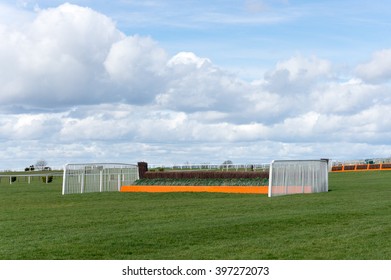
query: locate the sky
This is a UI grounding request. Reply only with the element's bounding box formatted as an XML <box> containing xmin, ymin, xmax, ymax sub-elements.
<box><xmin>1</xmin><ymin>0</ymin><xmax>391</xmax><ymax>170</ymax></box>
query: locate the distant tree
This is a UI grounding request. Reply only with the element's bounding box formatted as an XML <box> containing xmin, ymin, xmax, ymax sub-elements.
<box><xmin>24</xmin><ymin>165</ymin><xmax>35</xmax><ymax>172</ymax></box>
<box><xmin>221</xmin><ymin>160</ymin><xmax>233</xmax><ymax>170</ymax></box>
<box><xmin>35</xmin><ymin>160</ymin><xmax>48</xmax><ymax>171</ymax></box>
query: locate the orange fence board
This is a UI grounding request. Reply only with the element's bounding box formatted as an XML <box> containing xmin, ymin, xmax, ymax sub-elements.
<box><xmin>121</xmin><ymin>185</ymin><xmax>268</xmax><ymax>194</ymax></box>
<box><xmin>331</xmin><ymin>163</ymin><xmax>391</xmax><ymax>172</ymax></box>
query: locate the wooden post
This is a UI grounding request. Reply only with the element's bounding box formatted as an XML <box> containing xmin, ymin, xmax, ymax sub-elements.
<box><xmin>137</xmin><ymin>162</ymin><xmax>148</xmax><ymax>179</ymax></box>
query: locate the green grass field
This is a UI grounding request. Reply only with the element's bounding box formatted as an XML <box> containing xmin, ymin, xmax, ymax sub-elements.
<box><xmin>0</xmin><ymin>171</ymin><xmax>390</xmax><ymax>260</ymax></box>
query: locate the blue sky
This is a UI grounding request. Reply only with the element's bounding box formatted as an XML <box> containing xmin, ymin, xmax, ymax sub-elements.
<box><xmin>1</xmin><ymin>0</ymin><xmax>391</xmax><ymax>170</ymax></box>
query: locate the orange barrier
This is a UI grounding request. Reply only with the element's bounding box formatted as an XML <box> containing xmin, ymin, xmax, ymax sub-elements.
<box><xmin>121</xmin><ymin>185</ymin><xmax>268</xmax><ymax>194</ymax></box>
<box><xmin>331</xmin><ymin>163</ymin><xmax>391</xmax><ymax>172</ymax></box>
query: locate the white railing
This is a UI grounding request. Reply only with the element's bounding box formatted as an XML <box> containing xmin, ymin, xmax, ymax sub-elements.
<box><xmin>332</xmin><ymin>158</ymin><xmax>391</xmax><ymax>166</ymax></box>
<box><xmin>0</xmin><ymin>173</ymin><xmax>63</xmax><ymax>184</ymax></box>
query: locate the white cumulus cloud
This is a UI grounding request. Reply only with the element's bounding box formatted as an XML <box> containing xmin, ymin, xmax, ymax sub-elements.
<box><xmin>104</xmin><ymin>35</ymin><xmax>168</xmax><ymax>103</ymax></box>
<box><xmin>355</xmin><ymin>49</ymin><xmax>391</xmax><ymax>84</ymax></box>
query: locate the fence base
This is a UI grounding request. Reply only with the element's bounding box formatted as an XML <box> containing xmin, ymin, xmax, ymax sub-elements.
<box><xmin>121</xmin><ymin>185</ymin><xmax>268</xmax><ymax>194</ymax></box>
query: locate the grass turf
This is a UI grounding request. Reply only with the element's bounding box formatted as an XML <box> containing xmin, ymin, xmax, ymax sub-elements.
<box><xmin>0</xmin><ymin>171</ymin><xmax>390</xmax><ymax>259</ymax></box>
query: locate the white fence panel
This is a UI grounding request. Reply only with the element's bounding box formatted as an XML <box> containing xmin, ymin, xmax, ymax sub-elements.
<box><xmin>268</xmin><ymin>160</ymin><xmax>328</xmax><ymax>197</ymax></box>
<box><xmin>62</xmin><ymin>163</ymin><xmax>139</xmax><ymax>195</ymax></box>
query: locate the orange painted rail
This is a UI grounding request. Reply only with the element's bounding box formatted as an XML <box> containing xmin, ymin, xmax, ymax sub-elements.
<box><xmin>121</xmin><ymin>185</ymin><xmax>268</xmax><ymax>194</ymax></box>
<box><xmin>331</xmin><ymin>163</ymin><xmax>391</xmax><ymax>172</ymax></box>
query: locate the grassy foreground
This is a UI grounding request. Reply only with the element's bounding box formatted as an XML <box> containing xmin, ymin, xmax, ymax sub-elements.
<box><xmin>0</xmin><ymin>171</ymin><xmax>390</xmax><ymax>260</ymax></box>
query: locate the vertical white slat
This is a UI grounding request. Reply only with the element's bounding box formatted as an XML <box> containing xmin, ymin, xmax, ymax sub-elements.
<box><xmin>268</xmin><ymin>160</ymin><xmax>274</xmax><ymax>197</ymax></box>
<box><xmin>99</xmin><ymin>170</ymin><xmax>103</xmax><ymax>192</ymax></box>
<box><xmin>62</xmin><ymin>164</ymin><xmax>68</xmax><ymax>195</ymax></box>
<box><xmin>81</xmin><ymin>170</ymin><xmax>85</xmax><ymax>194</ymax></box>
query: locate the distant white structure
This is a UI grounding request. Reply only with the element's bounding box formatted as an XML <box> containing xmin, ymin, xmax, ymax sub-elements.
<box><xmin>268</xmin><ymin>160</ymin><xmax>329</xmax><ymax>197</ymax></box>
<box><xmin>62</xmin><ymin>163</ymin><xmax>138</xmax><ymax>195</ymax></box>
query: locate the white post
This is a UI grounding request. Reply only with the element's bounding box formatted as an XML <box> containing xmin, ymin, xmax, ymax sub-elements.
<box><xmin>268</xmin><ymin>160</ymin><xmax>274</xmax><ymax>198</ymax></box>
<box><xmin>81</xmin><ymin>171</ymin><xmax>85</xmax><ymax>194</ymax></box>
<box><xmin>326</xmin><ymin>163</ymin><xmax>329</xmax><ymax>192</ymax></box>
<box><xmin>62</xmin><ymin>165</ymin><xmax>67</xmax><ymax>195</ymax></box>
<box><xmin>99</xmin><ymin>170</ymin><xmax>103</xmax><ymax>192</ymax></box>
<box><xmin>301</xmin><ymin>165</ymin><xmax>305</xmax><ymax>194</ymax></box>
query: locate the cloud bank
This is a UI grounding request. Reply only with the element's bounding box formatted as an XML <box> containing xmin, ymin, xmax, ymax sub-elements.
<box><xmin>1</xmin><ymin>3</ymin><xmax>391</xmax><ymax>170</ymax></box>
